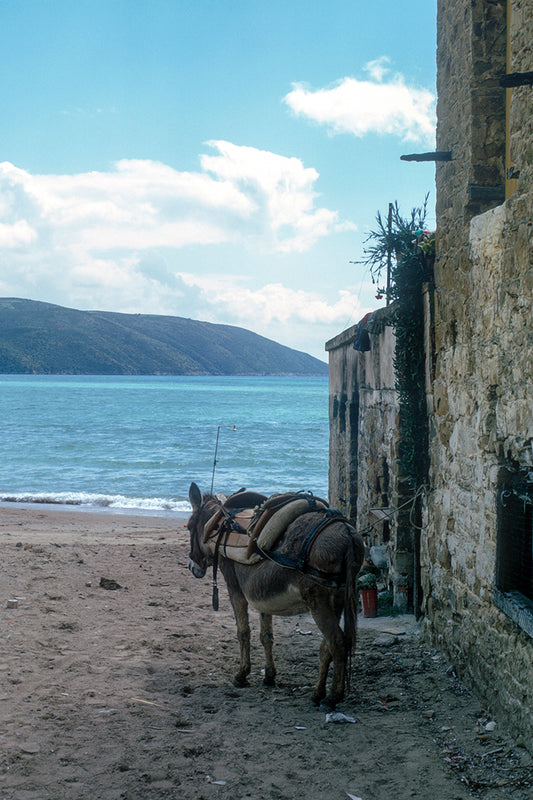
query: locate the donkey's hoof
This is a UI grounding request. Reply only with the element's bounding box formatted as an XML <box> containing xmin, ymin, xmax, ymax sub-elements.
<box><xmin>262</xmin><ymin>675</ymin><xmax>276</xmax><ymax>687</ymax></box>
<box><xmin>312</xmin><ymin>691</ymin><xmax>326</xmax><ymax>706</ymax></box>
<box><xmin>319</xmin><ymin>697</ymin><xmax>338</xmax><ymax>712</ymax></box>
<box><xmin>233</xmin><ymin>676</ymin><xmax>249</xmax><ymax>688</ymax></box>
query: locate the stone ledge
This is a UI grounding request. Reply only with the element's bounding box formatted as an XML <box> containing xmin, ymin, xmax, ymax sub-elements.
<box><xmin>493</xmin><ymin>588</ymin><xmax>533</xmax><ymax>640</ymax></box>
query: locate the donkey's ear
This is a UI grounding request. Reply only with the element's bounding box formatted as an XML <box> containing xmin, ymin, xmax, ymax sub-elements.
<box><xmin>189</xmin><ymin>482</ymin><xmax>202</xmax><ymax>511</ymax></box>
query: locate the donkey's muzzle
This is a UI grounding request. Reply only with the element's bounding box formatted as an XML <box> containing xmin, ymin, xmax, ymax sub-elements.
<box><xmin>188</xmin><ymin>558</ymin><xmax>206</xmax><ymax>579</ymax></box>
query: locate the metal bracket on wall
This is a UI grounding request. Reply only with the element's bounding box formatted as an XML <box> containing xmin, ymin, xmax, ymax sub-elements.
<box><xmin>400</xmin><ymin>151</ymin><xmax>452</xmax><ymax>162</ymax></box>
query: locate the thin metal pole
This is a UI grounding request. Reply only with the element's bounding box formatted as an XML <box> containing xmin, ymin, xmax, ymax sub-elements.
<box><xmin>210</xmin><ymin>425</ymin><xmax>236</xmax><ymax>494</ymax></box>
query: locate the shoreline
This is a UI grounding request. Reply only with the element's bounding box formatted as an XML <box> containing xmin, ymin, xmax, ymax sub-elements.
<box><xmin>0</xmin><ymin>503</ymin><xmax>189</xmax><ymax>545</ymax></box>
<box><xmin>0</xmin><ymin>496</ymin><xmax>191</xmax><ymax>517</ymax></box>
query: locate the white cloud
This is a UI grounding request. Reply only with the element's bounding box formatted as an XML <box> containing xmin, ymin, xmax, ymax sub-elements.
<box><xmin>180</xmin><ymin>273</ymin><xmax>369</xmax><ymax>330</ymax></box>
<box><xmin>284</xmin><ymin>59</ymin><xmax>436</xmax><ymax>144</ymax></box>
<box><xmin>201</xmin><ymin>140</ymin><xmax>354</xmax><ymax>252</ymax></box>
<box><xmin>0</xmin><ymin>146</ymin><xmax>359</xmax><ymax>358</ymax></box>
<box><xmin>0</xmin><ymin>219</ymin><xmax>36</xmax><ymax>247</ymax></box>
<box><xmin>364</xmin><ymin>56</ymin><xmax>392</xmax><ymax>83</ymax></box>
<box><xmin>0</xmin><ymin>142</ymin><xmax>351</xmax><ymax>273</ymax></box>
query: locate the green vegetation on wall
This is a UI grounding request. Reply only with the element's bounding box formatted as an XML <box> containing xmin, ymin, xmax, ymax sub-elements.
<box><xmin>362</xmin><ymin>198</ymin><xmax>434</xmax><ymax>489</ymax></box>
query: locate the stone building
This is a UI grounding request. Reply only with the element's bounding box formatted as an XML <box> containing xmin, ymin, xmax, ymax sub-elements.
<box><xmin>328</xmin><ymin>0</ymin><xmax>532</xmax><ymax>747</ymax></box>
<box><xmin>424</xmin><ymin>0</ymin><xmax>532</xmax><ymax>748</ymax></box>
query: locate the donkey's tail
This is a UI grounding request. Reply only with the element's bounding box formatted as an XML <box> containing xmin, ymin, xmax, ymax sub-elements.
<box><xmin>343</xmin><ymin>532</ymin><xmax>364</xmax><ymax>692</ymax></box>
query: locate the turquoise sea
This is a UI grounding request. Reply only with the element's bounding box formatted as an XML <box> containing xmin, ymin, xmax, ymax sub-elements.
<box><xmin>0</xmin><ymin>375</ymin><xmax>329</xmax><ymax>515</ymax></box>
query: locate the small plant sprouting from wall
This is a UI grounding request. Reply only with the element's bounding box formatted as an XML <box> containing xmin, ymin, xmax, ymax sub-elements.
<box><xmin>361</xmin><ymin>197</ymin><xmax>434</xmax><ymax>489</ymax></box>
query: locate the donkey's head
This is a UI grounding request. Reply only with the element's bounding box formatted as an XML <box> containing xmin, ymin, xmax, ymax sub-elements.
<box><xmin>187</xmin><ymin>482</ymin><xmax>216</xmax><ymax>579</ymax></box>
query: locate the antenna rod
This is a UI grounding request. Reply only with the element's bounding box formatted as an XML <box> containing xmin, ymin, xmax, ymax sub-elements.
<box><xmin>210</xmin><ymin>425</ymin><xmax>236</xmax><ymax>494</ymax></box>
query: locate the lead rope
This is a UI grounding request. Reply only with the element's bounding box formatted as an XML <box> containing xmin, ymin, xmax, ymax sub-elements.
<box><xmin>211</xmin><ymin>519</ymin><xmax>227</xmax><ymax>611</ymax></box>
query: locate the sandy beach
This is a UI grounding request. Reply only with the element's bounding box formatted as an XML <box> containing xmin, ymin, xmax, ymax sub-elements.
<box><xmin>1</xmin><ymin>505</ymin><xmax>531</xmax><ymax>799</ymax></box>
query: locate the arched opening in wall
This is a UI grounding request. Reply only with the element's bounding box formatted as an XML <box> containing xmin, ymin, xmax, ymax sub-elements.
<box><xmin>495</xmin><ymin>475</ymin><xmax>533</xmax><ymax>639</ymax></box>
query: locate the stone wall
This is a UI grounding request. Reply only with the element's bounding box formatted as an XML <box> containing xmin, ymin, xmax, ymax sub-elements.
<box><xmin>436</xmin><ymin>0</ymin><xmax>507</xmax><ymax>229</ymax></box>
<box><xmin>327</xmin><ymin>308</ymin><xmax>415</xmax><ymax>608</ymax></box>
<box><xmin>327</xmin><ymin>323</ymin><xmax>361</xmax><ymax>524</ymax></box>
<box><xmin>422</xmin><ymin>0</ymin><xmax>533</xmax><ymax>749</ymax></box>
<box><xmin>326</xmin><ymin>0</ymin><xmax>532</xmax><ymax>748</ymax></box>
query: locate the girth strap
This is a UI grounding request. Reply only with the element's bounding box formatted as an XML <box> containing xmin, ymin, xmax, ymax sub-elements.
<box><xmin>258</xmin><ymin>548</ymin><xmax>344</xmax><ymax>588</ymax></box>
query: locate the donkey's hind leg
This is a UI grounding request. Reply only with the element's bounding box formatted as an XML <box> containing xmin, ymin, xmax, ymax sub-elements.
<box><xmin>308</xmin><ymin>601</ymin><xmax>346</xmax><ymax>708</ymax></box>
<box><xmin>259</xmin><ymin>613</ymin><xmax>276</xmax><ymax>686</ymax></box>
<box><xmin>313</xmin><ymin>636</ymin><xmax>332</xmax><ymax>704</ymax></box>
<box><xmin>229</xmin><ymin>591</ymin><xmax>251</xmax><ymax>687</ymax></box>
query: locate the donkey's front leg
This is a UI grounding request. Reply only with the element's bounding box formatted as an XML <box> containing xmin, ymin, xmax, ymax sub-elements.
<box><xmin>259</xmin><ymin>613</ymin><xmax>276</xmax><ymax>686</ymax></box>
<box><xmin>229</xmin><ymin>591</ymin><xmax>251</xmax><ymax>686</ymax></box>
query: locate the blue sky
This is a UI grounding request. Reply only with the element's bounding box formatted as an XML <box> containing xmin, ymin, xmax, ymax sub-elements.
<box><xmin>0</xmin><ymin>0</ymin><xmax>437</xmax><ymax>361</ymax></box>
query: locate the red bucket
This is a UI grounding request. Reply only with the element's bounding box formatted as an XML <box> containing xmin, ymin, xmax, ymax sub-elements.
<box><xmin>360</xmin><ymin>588</ymin><xmax>378</xmax><ymax>618</ymax></box>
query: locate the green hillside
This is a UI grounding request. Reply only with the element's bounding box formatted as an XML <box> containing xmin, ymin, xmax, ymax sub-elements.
<box><xmin>0</xmin><ymin>298</ymin><xmax>328</xmax><ymax>376</ymax></box>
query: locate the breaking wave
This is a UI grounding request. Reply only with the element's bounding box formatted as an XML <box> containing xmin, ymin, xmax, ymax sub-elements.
<box><xmin>0</xmin><ymin>491</ymin><xmax>191</xmax><ymax>516</ymax></box>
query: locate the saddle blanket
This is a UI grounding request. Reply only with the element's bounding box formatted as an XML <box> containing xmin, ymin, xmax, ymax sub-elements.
<box><xmin>203</xmin><ymin>492</ymin><xmax>328</xmax><ymax>565</ymax></box>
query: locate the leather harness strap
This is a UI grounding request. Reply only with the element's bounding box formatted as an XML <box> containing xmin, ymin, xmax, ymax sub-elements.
<box><xmin>296</xmin><ymin>509</ymin><xmax>344</xmax><ymax>571</ymax></box>
<box><xmin>210</xmin><ymin>502</ymin><xmax>355</xmax><ymax>608</ymax></box>
<box><xmin>257</xmin><ymin>509</ymin><xmax>355</xmax><ymax>588</ymax></box>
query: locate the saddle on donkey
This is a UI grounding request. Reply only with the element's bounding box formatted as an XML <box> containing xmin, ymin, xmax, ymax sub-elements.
<box><xmin>203</xmin><ymin>490</ymin><xmax>329</xmax><ymax>565</ymax></box>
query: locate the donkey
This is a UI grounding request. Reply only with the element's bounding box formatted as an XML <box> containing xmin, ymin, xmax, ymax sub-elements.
<box><xmin>187</xmin><ymin>482</ymin><xmax>364</xmax><ymax>707</ymax></box>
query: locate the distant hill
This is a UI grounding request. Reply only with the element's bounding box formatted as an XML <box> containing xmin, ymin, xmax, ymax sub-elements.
<box><xmin>0</xmin><ymin>298</ymin><xmax>328</xmax><ymax>376</ymax></box>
